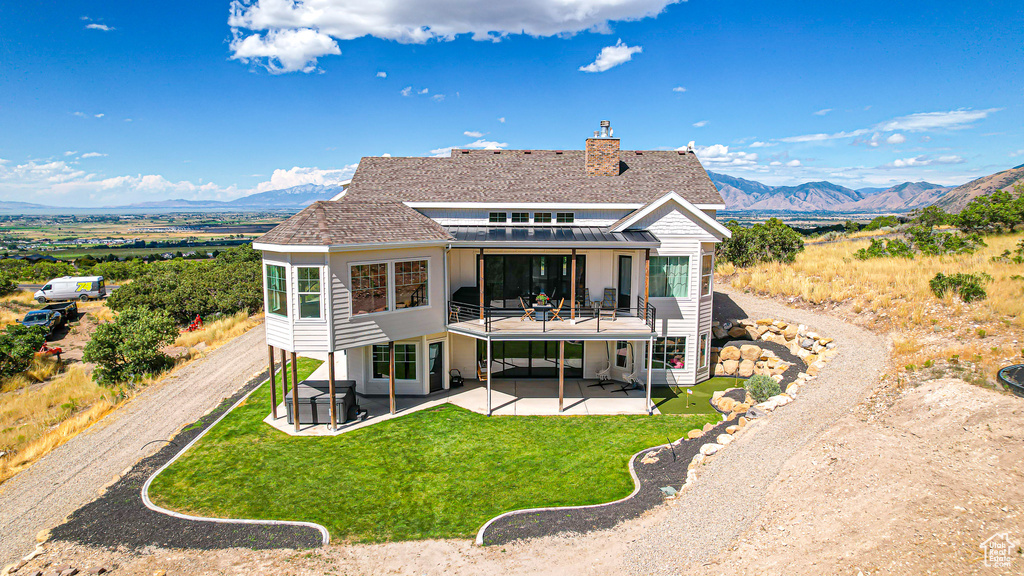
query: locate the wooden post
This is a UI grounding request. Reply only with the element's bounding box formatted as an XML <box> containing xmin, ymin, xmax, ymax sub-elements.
<box><xmin>388</xmin><ymin>341</ymin><xmax>396</xmax><ymax>415</ymax></box>
<box><xmin>559</xmin><ymin>340</ymin><xmax>565</xmax><ymax>413</ymax></box>
<box><xmin>328</xmin><ymin>351</ymin><xmax>336</xmax><ymax>430</ymax></box>
<box><xmin>290</xmin><ymin>351</ymin><xmax>300</xmax><ymax>432</ymax></box>
<box><xmin>268</xmin><ymin>345</ymin><xmax>278</xmax><ymax>419</ymax></box>
<box><xmin>644</xmin><ymin>249</ymin><xmax>651</xmax><ymax>320</ymax></box>
<box><xmin>478</xmin><ymin>248</ymin><xmax>485</xmax><ymax>321</ymax></box>
<box><xmin>279</xmin><ymin>348</ymin><xmax>289</xmax><ymax>407</ymax></box>
<box><xmin>570</xmin><ymin>249</ymin><xmax>577</xmax><ymax>322</ymax></box>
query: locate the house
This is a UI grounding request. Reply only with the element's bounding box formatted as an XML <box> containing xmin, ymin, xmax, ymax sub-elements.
<box><xmin>253</xmin><ymin>121</ymin><xmax>730</xmax><ymax>428</ymax></box>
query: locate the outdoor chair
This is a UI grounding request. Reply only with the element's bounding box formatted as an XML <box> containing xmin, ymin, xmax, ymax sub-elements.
<box><xmin>518</xmin><ymin>296</ymin><xmax>535</xmax><ymax>321</ymax></box>
<box><xmin>550</xmin><ymin>298</ymin><xmax>565</xmax><ymax>322</ymax></box>
<box><xmin>477</xmin><ymin>360</ymin><xmax>489</xmax><ymax>382</ymax></box>
<box><xmin>600</xmin><ymin>288</ymin><xmax>617</xmax><ymax>320</ymax></box>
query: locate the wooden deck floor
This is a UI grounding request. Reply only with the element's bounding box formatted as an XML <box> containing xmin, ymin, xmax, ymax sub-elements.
<box><xmin>448</xmin><ymin>314</ymin><xmax>655</xmax><ymax>340</ymax></box>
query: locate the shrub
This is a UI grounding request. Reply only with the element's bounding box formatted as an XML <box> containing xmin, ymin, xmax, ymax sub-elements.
<box><xmin>929</xmin><ymin>272</ymin><xmax>990</xmax><ymax>303</ymax></box>
<box><xmin>863</xmin><ymin>215</ymin><xmax>902</xmax><ymax>231</ymax></box>
<box><xmin>0</xmin><ymin>324</ymin><xmax>48</xmax><ymax>378</ymax></box>
<box><xmin>83</xmin><ymin>306</ymin><xmax>178</xmax><ymax>385</ymax></box>
<box><xmin>744</xmin><ymin>374</ymin><xmax>781</xmax><ymax>403</ymax></box>
<box><xmin>0</xmin><ymin>271</ymin><xmax>16</xmax><ymax>297</ymax></box>
<box><xmin>909</xmin><ymin>205</ymin><xmax>949</xmax><ymax>228</ymax></box>
<box><xmin>718</xmin><ymin>218</ymin><xmax>805</xmax><ymax>267</ymax></box>
<box><xmin>954</xmin><ymin>186</ymin><xmax>1024</xmax><ymax>233</ymax></box>
<box><xmin>854</xmin><ymin>238</ymin><xmax>915</xmax><ymax>260</ymax></box>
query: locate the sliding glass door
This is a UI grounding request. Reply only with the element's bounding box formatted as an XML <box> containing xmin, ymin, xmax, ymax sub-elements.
<box><xmin>478</xmin><ymin>340</ymin><xmax>584</xmax><ymax>378</ymax></box>
<box><xmin>483</xmin><ymin>255</ymin><xmax>586</xmax><ymax>309</ymax></box>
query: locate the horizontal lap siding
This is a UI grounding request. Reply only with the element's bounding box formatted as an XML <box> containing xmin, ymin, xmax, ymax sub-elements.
<box><xmin>263</xmin><ymin>253</ymin><xmax>293</xmax><ymax>350</ymax></box>
<box><xmin>419</xmin><ymin>208</ymin><xmax>630</xmax><ymax>227</ymax></box>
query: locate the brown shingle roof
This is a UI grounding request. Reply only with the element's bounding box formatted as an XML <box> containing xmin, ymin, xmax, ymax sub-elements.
<box><xmin>256</xmin><ymin>201</ymin><xmax>453</xmax><ymax>247</ymax></box>
<box><xmin>345</xmin><ymin>149</ymin><xmax>724</xmax><ymax>205</ymax></box>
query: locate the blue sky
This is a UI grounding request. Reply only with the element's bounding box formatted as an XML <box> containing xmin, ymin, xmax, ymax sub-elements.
<box><xmin>1</xmin><ymin>0</ymin><xmax>1021</xmax><ymax>206</ymax></box>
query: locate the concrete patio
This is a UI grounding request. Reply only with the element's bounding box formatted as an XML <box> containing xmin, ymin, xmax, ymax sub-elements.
<box><xmin>264</xmin><ymin>364</ymin><xmax>659</xmax><ymax>437</ymax></box>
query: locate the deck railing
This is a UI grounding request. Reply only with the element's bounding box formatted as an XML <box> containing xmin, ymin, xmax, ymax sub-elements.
<box><xmin>448</xmin><ymin>300</ymin><xmax>655</xmax><ymax>334</ymax></box>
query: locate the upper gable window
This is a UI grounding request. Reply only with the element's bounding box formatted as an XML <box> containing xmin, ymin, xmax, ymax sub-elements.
<box><xmin>556</xmin><ymin>212</ymin><xmax>575</xmax><ymax>224</ymax></box>
<box><xmin>510</xmin><ymin>212</ymin><xmax>529</xmax><ymax>224</ymax></box>
<box><xmin>488</xmin><ymin>212</ymin><xmax>507</xmax><ymax>224</ymax></box>
<box><xmin>534</xmin><ymin>212</ymin><xmax>552</xmax><ymax>224</ymax></box>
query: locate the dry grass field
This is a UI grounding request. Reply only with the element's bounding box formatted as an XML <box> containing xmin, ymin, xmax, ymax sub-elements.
<box><xmin>720</xmin><ymin>231</ymin><xmax>1024</xmax><ymax>385</ymax></box>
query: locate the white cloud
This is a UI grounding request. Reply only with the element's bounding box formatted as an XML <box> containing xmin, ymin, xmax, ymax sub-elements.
<box><xmin>786</xmin><ymin>159</ymin><xmax>801</xmax><ymax>167</ymax></box>
<box><xmin>813</xmin><ymin>108</ymin><xmax>832</xmax><ymax>116</ymax></box>
<box><xmin>886</xmin><ymin>133</ymin><xmax>906</xmax><ymax>144</ymax></box>
<box><xmin>418</xmin><ymin>87</ymin><xmax>429</xmax><ymax>94</ymax></box>
<box><xmin>431</xmin><ymin>94</ymin><xmax>445</xmax><ymax>101</ymax></box>
<box><xmin>79</xmin><ymin>152</ymin><xmax>107</xmax><ymax>159</ymax></box>
<box><xmin>882</xmin><ymin>155</ymin><xmax>965</xmax><ymax>169</ymax></box>
<box><xmin>64</xmin><ymin>151</ymin><xmax>77</xmax><ymax>156</ymax></box>
<box><xmin>672</xmin><ymin>86</ymin><xmax>686</xmax><ymax>92</ymax></box>
<box><xmin>94</xmin><ymin>113</ymin><xmax>104</xmax><ymax>118</ymax></box>
<box><xmin>255</xmin><ymin>164</ymin><xmax>358</xmax><ymax>191</ymax></box>
<box><xmin>228</xmin><ymin>0</ymin><xmax>680</xmax><ymax>71</ymax></box>
<box><xmin>1011</xmin><ymin>149</ymin><xmax>1024</xmax><ymax>158</ymax></box>
<box><xmin>876</xmin><ymin>108</ymin><xmax>1000</xmax><ymax>132</ymax></box>
<box><xmin>85</xmin><ymin>23</ymin><xmax>114</xmax><ymax>31</ymax></box>
<box><xmin>400</xmin><ymin>86</ymin><xmax>413</xmax><ymax>96</ymax></box>
<box><xmin>748</xmin><ymin>141</ymin><xmax>775</xmax><ymax>148</ymax></box>
<box><xmin>230</xmin><ymin>28</ymin><xmax>340</xmax><ymax>73</ymax></box>
<box><xmin>73</xmin><ymin>112</ymin><xmax>87</xmax><ymax>118</ymax></box>
<box><xmin>376</xmin><ymin>71</ymin><xmax>387</xmax><ymax>78</ymax></box>
<box><xmin>498</xmin><ymin>117</ymin><xmax>506</xmax><ymax>123</ymax></box>
<box><xmin>579</xmin><ymin>39</ymin><xmax>642</xmax><ymax>73</ymax></box>
<box><xmin>464</xmin><ymin>131</ymin><xmax>484</xmax><ymax>138</ymax></box>
<box><xmin>779</xmin><ymin>129</ymin><xmax>871</xmax><ymax>143</ymax></box>
<box><xmin>692</xmin><ymin>144</ymin><xmax>758</xmax><ymax>167</ymax></box>
<box><xmin>692</xmin><ymin>120</ymin><xmax>708</xmax><ymax>128</ymax></box>
<box><xmin>430</xmin><ymin>138</ymin><xmax>508</xmax><ymax>157</ymax></box>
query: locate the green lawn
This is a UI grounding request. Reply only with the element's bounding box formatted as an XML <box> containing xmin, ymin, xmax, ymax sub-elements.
<box><xmin>653</xmin><ymin>377</ymin><xmax>745</xmax><ymax>415</ymax></box>
<box><xmin>149</xmin><ymin>357</ymin><xmax>718</xmax><ymax>542</ymax></box>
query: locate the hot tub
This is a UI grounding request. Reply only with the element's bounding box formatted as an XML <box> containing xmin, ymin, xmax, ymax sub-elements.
<box><xmin>997</xmin><ymin>365</ymin><xmax>1024</xmax><ymax>398</ymax></box>
<box><xmin>285</xmin><ymin>380</ymin><xmax>357</xmax><ymax>426</ymax></box>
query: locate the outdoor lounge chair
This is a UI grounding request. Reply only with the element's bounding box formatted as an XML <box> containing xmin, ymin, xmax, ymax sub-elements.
<box><xmin>600</xmin><ymin>288</ymin><xmax>617</xmax><ymax>320</ymax></box>
<box><xmin>549</xmin><ymin>298</ymin><xmax>565</xmax><ymax>321</ymax></box>
<box><xmin>477</xmin><ymin>360</ymin><xmax>489</xmax><ymax>382</ymax></box>
<box><xmin>519</xmin><ymin>296</ymin><xmax>535</xmax><ymax>321</ymax></box>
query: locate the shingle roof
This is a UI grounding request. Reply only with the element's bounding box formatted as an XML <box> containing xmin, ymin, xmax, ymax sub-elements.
<box><xmin>255</xmin><ymin>201</ymin><xmax>453</xmax><ymax>247</ymax></box>
<box><xmin>345</xmin><ymin>149</ymin><xmax>724</xmax><ymax>205</ymax></box>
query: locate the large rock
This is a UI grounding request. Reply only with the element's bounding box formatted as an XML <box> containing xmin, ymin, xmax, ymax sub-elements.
<box><xmin>699</xmin><ymin>443</ymin><xmax>723</xmax><ymax>456</ymax></box>
<box><xmin>725</xmin><ymin>424</ymin><xmax>739</xmax><ymax>434</ymax></box>
<box><xmin>702</xmin><ymin>422</ymin><xmax>715</xmax><ymax>432</ymax></box>
<box><xmin>687</xmin><ymin>429</ymin><xmax>703</xmax><ymax>439</ymax></box>
<box><xmin>800</xmin><ymin>338</ymin><xmax>815</xmax><ymax>350</ymax></box>
<box><xmin>717</xmin><ymin>433</ymin><xmax>734</xmax><ymax>445</ymax></box>
<box><xmin>783</xmin><ymin>324</ymin><xmax>799</xmax><ymax>339</ymax></box>
<box><xmin>717</xmin><ymin>397</ymin><xmax>736</xmax><ymax>413</ymax></box>
<box><xmin>739</xmin><ymin>344</ymin><xmax>762</xmax><ymax>361</ymax></box>
<box><xmin>746</xmin><ymin>326</ymin><xmax>762</xmax><ymax>340</ymax></box>
<box><xmin>728</xmin><ymin>326</ymin><xmax>747</xmax><ymax>338</ymax></box>
<box><xmin>722</xmin><ymin>359</ymin><xmax>739</xmax><ymax>375</ymax></box>
<box><xmin>712</xmin><ymin>325</ymin><xmax>729</xmax><ymax>339</ymax></box>
<box><xmin>720</xmin><ymin>346</ymin><xmax>742</xmax><ymax>361</ymax></box>
<box><xmin>713</xmin><ymin>362</ymin><xmax>726</xmax><ymax>376</ymax></box>
<box><xmin>738</xmin><ymin>359</ymin><xmax>755</xmax><ymax>377</ymax></box>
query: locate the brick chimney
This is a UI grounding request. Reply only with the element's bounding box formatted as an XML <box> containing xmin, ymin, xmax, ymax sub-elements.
<box><xmin>585</xmin><ymin>120</ymin><xmax>620</xmax><ymax>176</ymax></box>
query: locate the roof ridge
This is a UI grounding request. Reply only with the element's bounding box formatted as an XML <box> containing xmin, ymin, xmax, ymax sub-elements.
<box><xmin>314</xmin><ymin>201</ymin><xmax>331</xmax><ymax>244</ymax></box>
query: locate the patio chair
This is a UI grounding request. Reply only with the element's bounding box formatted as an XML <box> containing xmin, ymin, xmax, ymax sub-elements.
<box><xmin>477</xmin><ymin>360</ymin><xmax>489</xmax><ymax>382</ymax></box>
<box><xmin>600</xmin><ymin>288</ymin><xmax>617</xmax><ymax>320</ymax></box>
<box><xmin>550</xmin><ymin>298</ymin><xmax>566</xmax><ymax>321</ymax></box>
<box><xmin>518</xmin><ymin>296</ymin><xmax>536</xmax><ymax>321</ymax></box>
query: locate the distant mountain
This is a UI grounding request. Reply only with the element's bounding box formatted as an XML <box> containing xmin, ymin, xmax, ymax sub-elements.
<box><xmin>847</xmin><ymin>181</ymin><xmax>951</xmax><ymax>212</ymax></box>
<box><xmin>0</xmin><ymin>200</ymin><xmax>50</xmax><ymax>211</ymax></box>
<box><xmin>932</xmin><ymin>164</ymin><xmax>1024</xmax><ymax>212</ymax></box>
<box><xmin>856</xmin><ymin>187</ymin><xmax>889</xmax><ymax>195</ymax></box>
<box><xmin>222</xmin><ymin>184</ymin><xmax>344</xmax><ymax>208</ymax></box>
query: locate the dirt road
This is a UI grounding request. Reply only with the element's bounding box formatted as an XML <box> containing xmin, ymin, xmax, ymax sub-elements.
<box><xmin>0</xmin><ymin>327</ymin><xmax>268</xmax><ymax>567</ymax></box>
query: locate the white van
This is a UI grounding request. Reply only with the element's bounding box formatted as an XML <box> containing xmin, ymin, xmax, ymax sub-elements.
<box><xmin>34</xmin><ymin>276</ymin><xmax>106</xmax><ymax>303</ymax></box>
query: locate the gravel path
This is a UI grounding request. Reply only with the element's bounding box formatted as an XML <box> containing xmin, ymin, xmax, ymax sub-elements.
<box><xmin>623</xmin><ymin>288</ymin><xmax>889</xmax><ymax>575</ymax></box>
<box><xmin>0</xmin><ymin>327</ymin><xmax>269</xmax><ymax>567</ymax></box>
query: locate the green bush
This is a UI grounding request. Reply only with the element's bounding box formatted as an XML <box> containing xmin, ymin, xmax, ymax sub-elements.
<box><xmin>718</xmin><ymin>218</ymin><xmax>805</xmax><ymax>267</ymax></box>
<box><xmin>744</xmin><ymin>374</ymin><xmax>781</xmax><ymax>403</ymax></box>
<box><xmin>953</xmin><ymin>185</ymin><xmax>1024</xmax><ymax>234</ymax></box>
<box><xmin>83</xmin><ymin>306</ymin><xmax>179</xmax><ymax>385</ymax></box>
<box><xmin>854</xmin><ymin>238</ymin><xmax>915</xmax><ymax>260</ymax></box>
<box><xmin>0</xmin><ymin>324</ymin><xmax>48</xmax><ymax>378</ymax></box>
<box><xmin>863</xmin><ymin>215</ymin><xmax>901</xmax><ymax>231</ymax></box>
<box><xmin>909</xmin><ymin>205</ymin><xmax>949</xmax><ymax>228</ymax></box>
<box><xmin>929</xmin><ymin>272</ymin><xmax>990</xmax><ymax>303</ymax></box>
<box><xmin>0</xmin><ymin>271</ymin><xmax>16</xmax><ymax>297</ymax></box>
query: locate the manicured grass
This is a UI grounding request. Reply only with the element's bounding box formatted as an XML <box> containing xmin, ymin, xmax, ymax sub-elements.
<box><xmin>149</xmin><ymin>357</ymin><xmax>718</xmax><ymax>542</ymax></box>
<box><xmin>653</xmin><ymin>377</ymin><xmax>745</xmax><ymax>415</ymax></box>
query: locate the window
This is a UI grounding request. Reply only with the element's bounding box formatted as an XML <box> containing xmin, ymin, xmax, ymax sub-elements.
<box><xmin>699</xmin><ymin>333</ymin><xmax>709</xmax><ymax>368</ymax></box>
<box><xmin>701</xmin><ymin>254</ymin><xmax>713</xmax><ymax>296</ymax></box>
<box><xmin>556</xmin><ymin>212</ymin><xmax>575</xmax><ymax>223</ymax></box>
<box><xmin>266</xmin><ymin>264</ymin><xmax>287</xmax><ymax>317</ymax></box>
<box><xmin>351</xmin><ymin>263</ymin><xmax>389</xmax><ymax>315</ymax></box>
<box><xmin>395</xmin><ymin>260</ymin><xmax>429</xmax><ymax>309</ymax></box>
<box><xmin>511</xmin><ymin>212</ymin><xmax>529</xmax><ymax>224</ymax></box>
<box><xmin>296</xmin><ymin>267</ymin><xmax>321</xmax><ymax>319</ymax></box>
<box><xmin>489</xmin><ymin>212</ymin><xmax>507</xmax><ymax>223</ymax></box>
<box><xmin>534</xmin><ymin>212</ymin><xmax>552</xmax><ymax>224</ymax></box>
<box><xmin>653</xmin><ymin>337</ymin><xmax>686</xmax><ymax>370</ymax></box>
<box><xmin>615</xmin><ymin>341</ymin><xmax>630</xmax><ymax>368</ymax></box>
<box><xmin>372</xmin><ymin>344</ymin><xmax>417</xmax><ymax>380</ymax></box>
<box><xmin>650</xmin><ymin>256</ymin><xmax>690</xmax><ymax>298</ymax></box>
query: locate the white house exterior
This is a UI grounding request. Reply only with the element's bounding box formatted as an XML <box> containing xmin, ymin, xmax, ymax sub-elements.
<box><xmin>253</xmin><ymin>122</ymin><xmax>730</xmax><ymax>420</ymax></box>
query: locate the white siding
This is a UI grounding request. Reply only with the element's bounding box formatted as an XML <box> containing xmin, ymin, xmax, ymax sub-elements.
<box><xmin>263</xmin><ymin>253</ymin><xmax>292</xmax><ymax>350</ymax></box>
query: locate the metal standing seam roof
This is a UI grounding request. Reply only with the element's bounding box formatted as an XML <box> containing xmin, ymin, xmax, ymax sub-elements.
<box><xmin>446</xmin><ymin>226</ymin><xmax>659</xmax><ymax>247</ymax></box>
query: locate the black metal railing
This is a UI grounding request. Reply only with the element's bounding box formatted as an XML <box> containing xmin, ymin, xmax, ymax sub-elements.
<box><xmin>644</xmin><ymin>299</ymin><xmax>657</xmax><ymax>331</ymax></box>
<box><xmin>448</xmin><ymin>301</ymin><xmax>493</xmax><ymax>332</ymax></box>
<box><xmin>449</xmin><ymin>299</ymin><xmax>655</xmax><ymax>334</ymax></box>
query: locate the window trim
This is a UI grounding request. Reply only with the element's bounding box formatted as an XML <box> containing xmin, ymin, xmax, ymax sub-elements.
<box><xmin>614</xmin><ymin>340</ymin><xmax>630</xmax><ymax>369</ymax></box>
<box><xmin>265</xmin><ymin>264</ymin><xmax>288</xmax><ymax>318</ymax></box>
<box><xmin>654</xmin><ymin>336</ymin><xmax>687</xmax><ymax>371</ymax></box>
<box><xmin>700</xmin><ymin>253</ymin><xmax>713</xmax><ymax>297</ymax></box>
<box><xmin>349</xmin><ymin>261</ymin><xmax>391</xmax><ymax>317</ymax></box>
<box><xmin>510</xmin><ymin>212</ymin><xmax>530</xmax><ymax>224</ymax></box>
<box><xmin>295</xmin><ymin>266</ymin><xmax>324</xmax><ymax>321</ymax></box>
<box><xmin>347</xmin><ymin>257</ymin><xmax>433</xmax><ymax>318</ymax></box>
<box><xmin>555</xmin><ymin>212</ymin><xmax>575</xmax><ymax>224</ymax></box>
<box><xmin>533</xmin><ymin>212</ymin><xmax>552</xmax><ymax>224</ymax></box>
<box><xmin>649</xmin><ymin>255</ymin><xmax>691</xmax><ymax>299</ymax></box>
<box><xmin>370</xmin><ymin>342</ymin><xmax>419</xmax><ymax>382</ymax></box>
<box><xmin>698</xmin><ymin>332</ymin><xmax>709</xmax><ymax>369</ymax></box>
<box><xmin>488</xmin><ymin>212</ymin><xmax>508</xmax><ymax>224</ymax></box>
<box><xmin>394</xmin><ymin>259</ymin><xmax>430</xmax><ymax>310</ymax></box>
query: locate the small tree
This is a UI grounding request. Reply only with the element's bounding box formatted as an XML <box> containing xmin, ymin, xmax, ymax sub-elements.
<box><xmin>718</xmin><ymin>218</ymin><xmax>805</xmax><ymax>267</ymax></box>
<box><xmin>0</xmin><ymin>271</ymin><xmax>17</xmax><ymax>297</ymax></box>
<box><xmin>0</xmin><ymin>324</ymin><xmax>47</xmax><ymax>378</ymax></box>
<box><xmin>84</xmin><ymin>306</ymin><xmax>178</xmax><ymax>385</ymax></box>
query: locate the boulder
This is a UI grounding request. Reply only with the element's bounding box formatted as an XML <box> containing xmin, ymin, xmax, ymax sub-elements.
<box><xmin>738</xmin><ymin>359</ymin><xmax>755</xmax><ymax>378</ymax></box>
<box><xmin>800</xmin><ymin>338</ymin><xmax>815</xmax><ymax>350</ymax></box>
<box><xmin>702</xmin><ymin>422</ymin><xmax>715</xmax><ymax>432</ymax></box>
<box><xmin>738</xmin><ymin>416</ymin><xmax>749</xmax><ymax>427</ymax></box>
<box><xmin>720</xmin><ymin>346</ymin><xmax>741</xmax><ymax>361</ymax></box>
<box><xmin>728</xmin><ymin>326</ymin><xmax>747</xmax><ymax>338</ymax></box>
<box><xmin>807</xmin><ymin>361</ymin><xmax>826</xmax><ymax>376</ymax></box>
<box><xmin>746</xmin><ymin>406</ymin><xmax>767</xmax><ymax>419</ymax></box>
<box><xmin>717</xmin><ymin>397</ymin><xmax>736</xmax><ymax>413</ymax></box>
<box><xmin>687</xmin><ymin>429</ymin><xmax>703</xmax><ymax>439</ymax></box>
<box><xmin>756</xmin><ymin>318</ymin><xmax>773</xmax><ymax>326</ymax></box>
<box><xmin>712</xmin><ymin>325</ymin><xmax>729</xmax><ymax>339</ymax></box>
<box><xmin>699</xmin><ymin>443</ymin><xmax>723</xmax><ymax>456</ymax></box>
<box><xmin>744</xmin><ymin>327</ymin><xmax>760</xmax><ymax>340</ymax></box>
<box><xmin>717</xmin><ymin>433</ymin><xmax>734</xmax><ymax>445</ymax></box>
<box><xmin>783</xmin><ymin>324</ymin><xmax>799</xmax><ymax>339</ymax></box>
<box><xmin>732</xmin><ymin>402</ymin><xmax>749</xmax><ymax>413</ymax></box>
<box><xmin>726</xmin><ymin>425</ymin><xmax>739</xmax><ymax>434</ymax></box>
<box><xmin>688</xmin><ymin>453</ymin><xmax>705</xmax><ymax>469</ymax></box>
<box><xmin>785</xmin><ymin>383</ymin><xmax>800</xmax><ymax>397</ymax></box>
<box><xmin>739</xmin><ymin>344</ymin><xmax>762</xmax><ymax>360</ymax></box>
<box><xmin>713</xmin><ymin>362</ymin><xmax>726</xmax><ymax>376</ymax></box>
<box><xmin>722</xmin><ymin>360</ymin><xmax>739</xmax><ymax>375</ymax></box>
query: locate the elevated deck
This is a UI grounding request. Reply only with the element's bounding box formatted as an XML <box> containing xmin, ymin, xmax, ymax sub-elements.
<box><xmin>447</xmin><ymin>314</ymin><xmax>655</xmax><ymax>341</ymax></box>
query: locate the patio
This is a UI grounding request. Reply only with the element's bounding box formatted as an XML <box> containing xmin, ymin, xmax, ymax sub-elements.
<box><xmin>264</xmin><ymin>362</ymin><xmax>659</xmax><ymax>436</ymax></box>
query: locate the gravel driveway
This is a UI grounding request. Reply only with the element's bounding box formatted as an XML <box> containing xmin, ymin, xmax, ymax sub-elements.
<box><xmin>0</xmin><ymin>327</ymin><xmax>269</xmax><ymax>567</ymax></box>
<box><xmin>622</xmin><ymin>288</ymin><xmax>890</xmax><ymax>574</ymax></box>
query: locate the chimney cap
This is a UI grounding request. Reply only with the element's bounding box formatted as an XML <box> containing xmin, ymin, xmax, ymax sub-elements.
<box><xmin>594</xmin><ymin>120</ymin><xmax>614</xmax><ymax>139</ymax></box>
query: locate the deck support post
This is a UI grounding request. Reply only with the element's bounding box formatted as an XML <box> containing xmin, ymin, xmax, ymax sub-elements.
<box><xmin>478</xmin><ymin>248</ymin><xmax>485</xmax><ymax>322</ymax></box>
<box><xmin>328</xmin><ymin>351</ymin><xmax>336</xmax><ymax>431</ymax></box>
<box><xmin>268</xmin><ymin>344</ymin><xmax>278</xmax><ymax>419</ymax></box>
<box><xmin>570</xmin><ymin>249</ymin><xmax>577</xmax><ymax>322</ymax></box>
<box><xmin>486</xmin><ymin>336</ymin><xmax>492</xmax><ymax>416</ymax></box>
<box><xmin>646</xmin><ymin>337</ymin><xmax>655</xmax><ymax>415</ymax></box>
<box><xmin>279</xmin><ymin>348</ymin><xmax>289</xmax><ymax>408</ymax></box>
<box><xmin>644</xmin><ymin>249</ymin><xmax>651</xmax><ymax>320</ymax></box>
<box><xmin>389</xmin><ymin>341</ymin><xmax>396</xmax><ymax>415</ymax></box>
<box><xmin>559</xmin><ymin>340</ymin><xmax>565</xmax><ymax>413</ymax></box>
<box><xmin>290</xmin><ymin>350</ymin><xmax>299</xmax><ymax>432</ymax></box>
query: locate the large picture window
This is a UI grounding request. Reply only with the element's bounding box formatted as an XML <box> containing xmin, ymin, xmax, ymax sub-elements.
<box><xmin>701</xmin><ymin>253</ymin><xmax>713</xmax><ymax>297</ymax></box>
<box><xmin>351</xmin><ymin>263</ymin><xmax>389</xmax><ymax>316</ymax></box>
<box><xmin>266</xmin><ymin>264</ymin><xmax>287</xmax><ymax>317</ymax></box>
<box><xmin>650</xmin><ymin>256</ymin><xmax>690</xmax><ymax>298</ymax></box>
<box><xmin>653</xmin><ymin>337</ymin><xmax>686</xmax><ymax>370</ymax></box>
<box><xmin>395</xmin><ymin>260</ymin><xmax>429</xmax><ymax>310</ymax></box>
<box><xmin>296</xmin><ymin>267</ymin><xmax>321</xmax><ymax>319</ymax></box>
<box><xmin>372</xmin><ymin>344</ymin><xmax>417</xmax><ymax>380</ymax></box>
